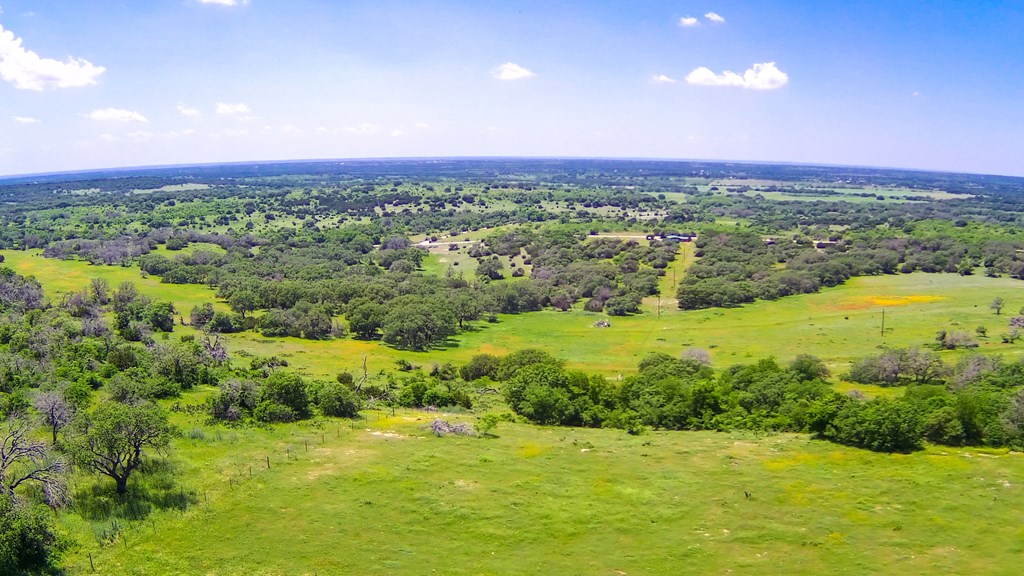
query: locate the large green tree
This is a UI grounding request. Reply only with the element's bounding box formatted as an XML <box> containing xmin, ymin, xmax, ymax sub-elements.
<box><xmin>381</xmin><ymin>297</ymin><xmax>456</xmax><ymax>351</ymax></box>
<box><xmin>346</xmin><ymin>298</ymin><xmax>385</xmax><ymax>340</ymax></box>
<box><xmin>69</xmin><ymin>401</ymin><xmax>174</xmax><ymax>495</ymax></box>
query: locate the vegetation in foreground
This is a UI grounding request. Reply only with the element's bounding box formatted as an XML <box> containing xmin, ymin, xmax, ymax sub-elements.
<box><xmin>58</xmin><ymin>413</ymin><xmax>1024</xmax><ymax>576</ymax></box>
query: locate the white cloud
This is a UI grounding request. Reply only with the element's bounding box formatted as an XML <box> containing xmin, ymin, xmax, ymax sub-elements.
<box><xmin>492</xmin><ymin>62</ymin><xmax>535</xmax><ymax>81</ymax></box>
<box><xmin>126</xmin><ymin>130</ymin><xmax>153</xmax><ymax>140</ymax></box>
<box><xmin>912</xmin><ymin>91</ymin><xmax>921</xmax><ymax>97</ymax></box>
<box><xmin>0</xmin><ymin>23</ymin><xmax>105</xmax><ymax>90</ymax></box>
<box><xmin>216</xmin><ymin>102</ymin><xmax>251</xmax><ymax>115</ymax></box>
<box><xmin>177</xmin><ymin>104</ymin><xmax>201</xmax><ymax>117</ymax></box>
<box><xmin>705</xmin><ymin>12</ymin><xmax>725</xmax><ymax>23</ymax></box>
<box><xmin>679</xmin><ymin>16</ymin><xmax>699</xmax><ymax>27</ymax></box>
<box><xmin>344</xmin><ymin>123</ymin><xmax>380</xmax><ymax>135</ymax></box>
<box><xmin>88</xmin><ymin>108</ymin><xmax>149</xmax><ymax>122</ymax></box>
<box><xmin>390</xmin><ymin>129</ymin><xmax>406</xmax><ymax>137</ymax></box>
<box><xmin>198</xmin><ymin>0</ymin><xmax>249</xmax><ymax>6</ymax></box>
<box><xmin>415</xmin><ymin>122</ymin><xmax>432</xmax><ymax>129</ymax></box>
<box><xmin>685</xmin><ymin>62</ymin><xmax>788</xmax><ymax>90</ymax></box>
<box><xmin>652</xmin><ymin>74</ymin><xmax>676</xmax><ymax>84</ymax></box>
<box><xmin>13</xmin><ymin>115</ymin><xmax>38</xmax><ymax>124</ymax></box>
<box><xmin>98</xmin><ymin>133</ymin><xmax>118</xmax><ymax>142</ymax></box>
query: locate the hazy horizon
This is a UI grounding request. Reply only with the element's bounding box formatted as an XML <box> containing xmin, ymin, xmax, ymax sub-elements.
<box><xmin>4</xmin><ymin>155</ymin><xmax>1024</xmax><ymax>184</ymax></box>
<box><xmin>2</xmin><ymin>1</ymin><xmax>1022</xmax><ymax>177</ymax></box>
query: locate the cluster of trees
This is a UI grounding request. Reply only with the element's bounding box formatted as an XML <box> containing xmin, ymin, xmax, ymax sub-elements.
<box><xmin>208</xmin><ymin>370</ymin><xmax>361</xmax><ymax>424</ymax></box>
<box><xmin>206</xmin><ymin>357</ymin><xmax>489</xmax><ymax>426</ymax></box>
<box><xmin>675</xmin><ymin>228</ymin><xmax>1024</xmax><ymax>310</ymax></box>
<box><xmin>120</xmin><ymin>224</ymin><xmax>681</xmax><ymax>348</ymax></box>
<box><xmin>463</xmin><ymin>348</ymin><xmax>1024</xmax><ymax>453</ymax></box>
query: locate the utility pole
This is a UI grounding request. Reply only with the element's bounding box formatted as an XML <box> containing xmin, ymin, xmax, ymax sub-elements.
<box><xmin>881</xmin><ymin>308</ymin><xmax>886</xmax><ymax>337</ymax></box>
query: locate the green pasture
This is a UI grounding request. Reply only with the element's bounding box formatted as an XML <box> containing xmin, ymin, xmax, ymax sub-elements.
<box><xmin>0</xmin><ymin>250</ymin><xmax>229</xmax><ymax>316</ymax></box>
<box><xmin>150</xmin><ymin>242</ymin><xmax>227</xmax><ymax>257</ymax></box>
<box><xmin>222</xmin><ymin>271</ymin><xmax>1024</xmax><ymax>381</ymax></box>
<box><xmin>4</xmin><ymin>249</ymin><xmax>1023</xmax><ymax>381</ymax></box>
<box><xmin>706</xmin><ymin>178</ymin><xmax>970</xmax><ymax>202</ymax></box>
<box><xmin>741</xmin><ymin>191</ymin><xmax>889</xmax><ymax>203</ymax></box>
<box><xmin>58</xmin><ymin>405</ymin><xmax>1024</xmax><ymax>575</ymax></box>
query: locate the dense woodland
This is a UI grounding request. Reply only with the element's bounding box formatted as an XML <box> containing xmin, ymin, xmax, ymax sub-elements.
<box><xmin>3</xmin><ymin>159</ymin><xmax>1024</xmax><ymax>571</ymax></box>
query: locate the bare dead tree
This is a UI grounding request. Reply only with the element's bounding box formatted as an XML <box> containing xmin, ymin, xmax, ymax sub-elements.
<box><xmin>356</xmin><ymin>355</ymin><xmax>369</xmax><ymax>392</ymax></box>
<box><xmin>201</xmin><ymin>332</ymin><xmax>229</xmax><ymax>364</ymax></box>
<box><xmin>0</xmin><ymin>415</ymin><xmax>68</xmax><ymax>508</ymax></box>
<box><xmin>34</xmin><ymin>392</ymin><xmax>74</xmax><ymax>445</ymax></box>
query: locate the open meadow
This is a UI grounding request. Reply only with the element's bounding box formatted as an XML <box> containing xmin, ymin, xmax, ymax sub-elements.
<box><xmin>56</xmin><ymin>404</ymin><xmax>1024</xmax><ymax>576</ymax></box>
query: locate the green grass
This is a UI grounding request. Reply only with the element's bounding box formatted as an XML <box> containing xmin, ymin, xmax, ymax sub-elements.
<box><xmin>0</xmin><ymin>250</ymin><xmax>230</xmax><ymax>322</ymax></box>
<box><xmin>57</xmin><ymin>405</ymin><xmax>1024</xmax><ymax>575</ymax></box>
<box><xmin>5</xmin><ymin>249</ymin><xmax>1023</xmax><ymax>381</ymax></box>
<box><xmin>708</xmin><ymin>179</ymin><xmax>971</xmax><ymax>202</ymax></box>
<box><xmin>223</xmin><ymin>271</ymin><xmax>1024</xmax><ymax>381</ymax></box>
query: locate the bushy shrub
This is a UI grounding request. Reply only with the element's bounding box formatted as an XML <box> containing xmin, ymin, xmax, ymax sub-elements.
<box><xmin>313</xmin><ymin>381</ymin><xmax>361</xmax><ymax>417</ymax></box>
<box><xmin>0</xmin><ymin>496</ymin><xmax>64</xmax><ymax>574</ymax></box>
<box><xmin>826</xmin><ymin>399</ymin><xmax>924</xmax><ymax>452</ymax></box>
<box><xmin>460</xmin><ymin>354</ymin><xmax>500</xmax><ymax>381</ymax></box>
<box><xmin>258</xmin><ymin>372</ymin><xmax>310</xmax><ymax>420</ymax></box>
<box><xmin>209</xmin><ymin>379</ymin><xmax>259</xmax><ymax>422</ymax></box>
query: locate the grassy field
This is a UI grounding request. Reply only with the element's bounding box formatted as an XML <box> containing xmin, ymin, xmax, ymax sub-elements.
<box><xmin>0</xmin><ymin>249</ymin><xmax>229</xmax><ymax>317</ymax></box>
<box><xmin>57</xmin><ymin>404</ymin><xmax>1024</xmax><ymax>575</ymax></box>
<box><xmin>3</xmin><ymin>249</ymin><xmax>1023</xmax><ymax>381</ymax></box>
<box><xmin>216</xmin><ymin>271</ymin><xmax>1024</xmax><ymax>382</ymax></box>
<box><xmin>706</xmin><ymin>179</ymin><xmax>971</xmax><ymax>201</ymax></box>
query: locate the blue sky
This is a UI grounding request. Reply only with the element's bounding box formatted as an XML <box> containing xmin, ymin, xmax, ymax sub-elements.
<box><xmin>1</xmin><ymin>0</ymin><xmax>1022</xmax><ymax>177</ymax></box>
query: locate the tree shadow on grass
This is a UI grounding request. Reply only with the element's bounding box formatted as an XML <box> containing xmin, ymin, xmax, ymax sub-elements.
<box><xmin>381</xmin><ymin>336</ymin><xmax>465</xmax><ymax>352</ymax></box>
<box><xmin>70</xmin><ymin>458</ymin><xmax>198</xmax><ymax>522</ymax></box>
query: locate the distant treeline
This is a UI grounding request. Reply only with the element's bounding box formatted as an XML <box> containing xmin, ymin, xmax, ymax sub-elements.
<box><xmin>677</xmin><ymin>229</ymin><xmax>1024</xmax><ymax>310</ymax></box>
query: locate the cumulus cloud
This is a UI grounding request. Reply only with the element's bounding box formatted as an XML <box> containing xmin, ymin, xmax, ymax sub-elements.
<box><xmin>652</xmin><ymin>74</ymin><xmax>676</xmax><ymax>84</ymax></box>
<box><xmin>685</xmin><ymin>62</ymin><xmax>788</xmax><ymax>90</ymax></box>
<box><xmin>705</xmin><ymin>12</ymin><xmax>725</xmax><ymax>23</ymax></box>
<box><xmin>88</xmin><ymin>108</ymin><xmax>148</xmax><ymax>122</ymax></box>
<box><xmin>216</xmin><ymin>102</ymin><xmax>250</xmax><ymax>115</ymax></box>
<box><xmin>0</xmin><ymin>23</ymin><xmax>105</xmax><ymax>90</ymax></box>
<box><xmin>198</xmin><ymin>0</ymin><xmax>249</xmax><ymax>6</ymax></box>
<box><xmin>177</xmin><ymin>104</ymin><xmax>201</xmax><ymax>117</ymax></box>
<box><xmin>492</xmin><ymin>62</ymin><xmax>535</xmax><ymax>81</ymax></box>
<box><xmin>679</xmin><ymin>16</ymin><xmax>699</xmax><ymax>27</ymax></box>
<box><xmin>13</xmin><ymin>115</ymin><xmax>38</xmax><ymax>124</ymax></box>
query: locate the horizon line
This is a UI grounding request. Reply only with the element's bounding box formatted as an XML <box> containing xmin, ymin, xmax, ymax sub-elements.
<box><xmin>1</xmin><ymin>155</ymin><xmax>1020</xmax><ymax>183</ymax></box>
